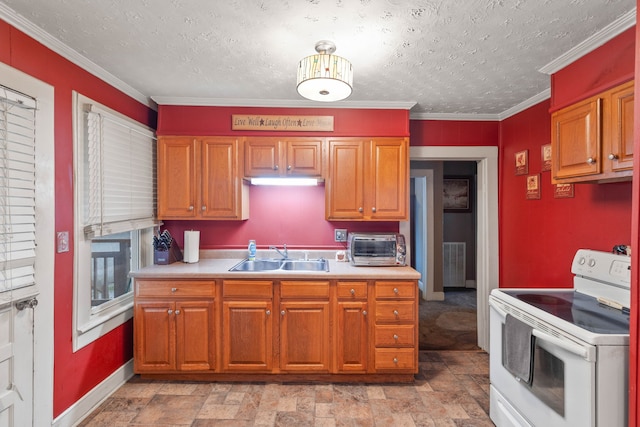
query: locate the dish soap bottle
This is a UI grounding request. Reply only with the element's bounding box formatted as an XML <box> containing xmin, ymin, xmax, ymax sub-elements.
<box><xmin>248</xmin><ymin>240</ymin><xmax>256</xmax><ymax>261</ymax></box>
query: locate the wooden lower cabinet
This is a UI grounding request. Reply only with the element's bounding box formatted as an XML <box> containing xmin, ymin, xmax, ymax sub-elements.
<box><xmin>134</xmin><ymin>277</ymin><xmax>418</xmax><ymax>380</ymax></box>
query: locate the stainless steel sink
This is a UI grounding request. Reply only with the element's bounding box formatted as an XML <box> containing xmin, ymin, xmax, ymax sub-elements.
<box><xmin>279</xmin><ymin>259</ymin><xmax>329</xmax><ymax>272</ymax></box>
<box><xmin>229</xmin><ymin>258</ymin><xmax>329</xmax><ymax>272</ymax></box>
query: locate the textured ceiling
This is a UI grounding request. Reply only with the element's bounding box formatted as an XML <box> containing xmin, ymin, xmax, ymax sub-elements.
<box><xmin>1</xmin><ymin>0</ymin><xmax>636</xmax><ymax>117</ymax></box>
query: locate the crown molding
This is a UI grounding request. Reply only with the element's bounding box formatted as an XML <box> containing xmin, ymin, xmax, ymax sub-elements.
<box><xmin>409</xmin><ymin>112</ymin><xmax>499</xmax><ymax>121</ymax></box>
<box><xmin>539</xmin><ymin>8</ymin><xmax>636</xmax><ymax>75</ymax></box>
<box><xmin>151</xmin><ymin>96</ymin><xmax>417</xmax><ymax>110</ymax></box>
<box><xmin>0</xmin><ymin>3</ymin><xmax>154</xmax><ymax>109</ymax></box>
<box><xmin>498</xmin><ymin>89</ymin><xmax>551</xmax><ymax>120</ymax></box>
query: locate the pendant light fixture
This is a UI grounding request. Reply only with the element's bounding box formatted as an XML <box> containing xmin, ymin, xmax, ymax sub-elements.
<box><xmin>297</xmin><ymin>40</ymin><xmax>353</xmax><ymax>102</ymax></box>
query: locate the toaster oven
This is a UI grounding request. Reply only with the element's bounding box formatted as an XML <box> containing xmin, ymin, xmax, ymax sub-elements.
<box><xmin>347</xmin><ymin>233</ymin><xmax>406</xmax><ymax>266</ymax></box>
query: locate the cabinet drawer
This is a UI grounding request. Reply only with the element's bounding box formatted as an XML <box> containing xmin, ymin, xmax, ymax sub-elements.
<box><xmin>223</xmin><ymin>280</ymin><xmax>273</xmax><ymax>298</ymax></box>
<box><xmin>375</xmin><ymin>301</ymin><xmax>415</xmax><ymax>323</ymax></box>
<box><xmin>280</xmin><ymin>281</ymin><xmax>330</xmax><ymax>299</ymax></box>
<box><xmin>375</xmin><ymin>281</ymin><xmax>416</xmax><ymax>299</ymax></box>
<box><xmin>374</xmin><ymin>325</ymin><xmax>415</xmax><ymax>347</ymax></box>
<box><xmin>135</xmin><ymin>280</ymin><xmax>215</xmax><ymax>298</ymax></box>
<box><xmin>374</xmin><ymin>348</ymin><xmax>415</xmax><ymax>371</ymax></box>
<box><xmin>336</xmin><ymin>281</ymin><xmax>368</xmax><ymax>300</ymax></box>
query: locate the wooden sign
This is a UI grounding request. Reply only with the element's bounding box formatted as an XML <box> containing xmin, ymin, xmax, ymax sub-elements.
<box><xmin>232</xmin><ymin>115</ymin><xmax>334</xmax><ymax>131</ymax></box>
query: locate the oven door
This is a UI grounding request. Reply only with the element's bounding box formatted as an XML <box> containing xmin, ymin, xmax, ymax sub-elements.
<box><xmin>489</xmin><ymin>299</ymin><xmax>597</xmax><ymax>427</ymax></box>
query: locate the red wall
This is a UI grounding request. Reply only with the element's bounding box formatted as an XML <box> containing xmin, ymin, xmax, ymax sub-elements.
<box><xmin>0</xmin><ymin>20</ymin><xmax>157</xmax><ymax>417</ymax></box>
<box><xmin>409</xmin><ymin>120</ymin><xmax>499</xmax><ymax>146</ymax></box>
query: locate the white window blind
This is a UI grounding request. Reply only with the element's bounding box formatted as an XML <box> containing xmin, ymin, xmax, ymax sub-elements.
<box><xmin>0</xmin><ymin>86</ymin><xmax>37</xmax><ymax>293</ymax></box>
<box><xmin>83</xmin><ymin>104</ymin><xmax>156</xmax><ymax>238</ymax></box>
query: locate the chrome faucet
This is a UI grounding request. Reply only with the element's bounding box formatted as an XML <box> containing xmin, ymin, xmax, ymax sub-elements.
<box><xmin>269</xmin><ymin>244</ymin><xmax>288</xmax><ymax>259</ymax></box>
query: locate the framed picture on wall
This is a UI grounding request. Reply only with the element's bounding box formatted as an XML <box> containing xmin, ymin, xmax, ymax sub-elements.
<box><xmin>443</xmin><ymin>176</ymin><xmax>472</xmax><ymax>212</ymax></box>
<box><xmin>515</xmin><ymin>150</ymin><xmax>529</xmax><ymax>175</ymax></box>
<box><xmin>526</xmin><ymin>174</ymin><xmax>541</xmax><ymax>199</ymax></box>
<box><xmin>541</xmin><ymin>144</ymin><xmax>552</xmax><ymax>172</ymax></box>
<box><xmin>554</xmin><ymin>183</ymin><xmax>574</xmax><ymax>198</ymax></box>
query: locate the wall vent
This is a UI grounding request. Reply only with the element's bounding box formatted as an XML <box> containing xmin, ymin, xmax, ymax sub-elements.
<box><xmin>443</xmin><ymin>242</ymin><xmax>466</xmax><ymax>287</ymax></box>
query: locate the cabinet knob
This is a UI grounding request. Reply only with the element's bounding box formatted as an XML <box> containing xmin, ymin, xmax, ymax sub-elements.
<box><xmin>362</xmin><ymin>310</ymin><xmax>367</xmax><ymax>316</ymax></box>
<box><xmin>171</xmin><ymin>288</ymin><xmax>177</xmax><ymax>292</ymax></box>
<box><xmin>393</xmin><ymin>357</ymin><xmax>399</xmax><ymax>364</ymax></box>
<box><xmin>372</xmin><ymin>207</ymin><xmax>376</xmax><ymax>213</ymax></box>
<box><xmin>274</xmin><ymin>165</ymin><xmax>279</xmax><ymax>171</ymax></box>
<box><xmin>167</xmin><ymin>309</ymin><xmax>173</xmax><ymax>315</ymax></box>
<box><xmin>287</xmin><ymin>165</ymin><xmax>292</xmax><ymax>170</ymax></box>
<box><xmin>266</xmin><ymin>310</ymin><xmax>271</xmax><ymax>315</ymax></box>
<box><xmin>188</xmin><ymin>205</ymin><xmax>194</xmax><ymax>211</ymax></box>
<box><xmin>586</xmin><ymin>157</ymin><xmax>596</xmax><ymax>164</ymax></box>
<box><xmin>358</xmin><ymin>207</ymin><xmax>364</xmax><ymax>213</ymax></box>
<box><xmin>350</xmin><ymin>288</ymin><xmax>356</xmax><ymax>295</ymax></box>
<box><xmin>175</xmin><ymin>310</ymin><xmax>180</xmax><ymax>315</ymax></box>
<box><xmin>281</xmin><ymin>310</ymin><xmax>286</xmax><ymax>316</ymax></box>
<box><xmin>608</xmin><ymin>153</ymin><xmax>619</xmax><ymax>160</ymax></box>
<box><xmin>201</xmin><ymin>205</ymin><xmax>206</xmax><ymax>211</ymax></box>
<box><xmin>393</xmin><ymin>288</ymin><xmax>399</xmax><ymax>294</ymax></box>
<box><xmin>393</xmin><ymin>310</ymin><xmax>399</xmax><ymax>317</ymax></box>
<box><xmin>393</xmin><ymin>334</ymin><xmax>399</xmax><ymax>340</ymax></box>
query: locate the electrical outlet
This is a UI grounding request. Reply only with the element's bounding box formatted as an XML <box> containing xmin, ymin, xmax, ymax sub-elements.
<box><xmin>334</xmin><ymin>229</ymin><xmax>347</xmax><ymax>242</ymax></box>
<box><xmin>57</xmin><ymin>231</ymin><xmax>69</xmax><ymax>253</ymax></box>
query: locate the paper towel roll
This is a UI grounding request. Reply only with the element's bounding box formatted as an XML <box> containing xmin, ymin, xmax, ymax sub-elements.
<box><xmin>183</xmin><ymin>230</ymin><xmax>200</xmax><ymax>263</ymax></box>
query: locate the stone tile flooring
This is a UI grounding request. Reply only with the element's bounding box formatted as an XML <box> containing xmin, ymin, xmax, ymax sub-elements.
<box><xmin>79</xmin><ymin>351</ymin><xmax>492</xmax><ymax>427</ymax></box>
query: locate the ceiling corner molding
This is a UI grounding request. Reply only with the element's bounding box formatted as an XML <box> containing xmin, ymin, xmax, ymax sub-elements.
<box><xmin>539</xmin><ymin>8</ymin><xmax>636</xmax><ymax>75</ymax></box>
<box><xmin>498</xmin><ymin>89</ymin><xmax>551</xmax><ymax>121</ymax></box>
<box><xmin>0</xmin><ymin>3</ymin><xmax>155</xmax><ymax>109</ymax></box>
<box><xmin>151</xmin><ymin>96</ymin><xmax>417</xmax><ymax>110</ymax></box>
<box><xmin>409</xmin><ymin>112</ymin><xmax>500</xmax><ymax>121</ymax></box>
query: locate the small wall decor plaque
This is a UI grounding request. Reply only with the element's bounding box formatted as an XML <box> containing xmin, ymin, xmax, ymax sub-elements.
<box><xmin>526</xmin><ymin>174</ymin><xmax>541</xmax><ymax>199</ymax></box>
<box><xmin>232</xmin><ymin>114</ymin><xmax>334</xmax><ymax>131</ymax></box>
<box><xmin>554</xmin><ymin>183</ymin><xmax>574</xmax><ymax>198</ymax></box>
<box><xmin>515</xmin><ymin>150</ymin><xmax>529</xmax><ymax>175</ymax></box>
<box><xmin>541</xmin><ymin>144</ymin><xmax>552</xmax><ymax>172</ymax></box>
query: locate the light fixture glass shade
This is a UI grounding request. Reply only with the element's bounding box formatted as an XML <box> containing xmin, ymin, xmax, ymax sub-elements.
<box><xmin>297</xmin><ymin>42</ymin><xmax>353</xmax><ymax>102</ymax></box>
<box><xmin>250</xmin><ymin>177</ymin><xmax>318</xmax><ymax>186</ymax></box>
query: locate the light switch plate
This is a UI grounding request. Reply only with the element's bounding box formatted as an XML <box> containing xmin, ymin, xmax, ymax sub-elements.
<box><xmin>57</xmin><ymin>231</ymin><xmax>69</xmax><ymax>253</ymax></box>
<box><xmin>334</xmin><ymin>229</ymin><xmax>347</xmax><ymax>242</ymax></box>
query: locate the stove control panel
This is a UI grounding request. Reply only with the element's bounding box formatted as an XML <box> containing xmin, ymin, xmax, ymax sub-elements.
<box><xmin>572</xmin><ymin>249</ymin><xmax>631</xmax><ymax>286</ymax></box>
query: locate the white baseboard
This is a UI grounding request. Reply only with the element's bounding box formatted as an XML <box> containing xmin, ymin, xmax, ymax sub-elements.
<box><xmin>427</xmin><ymin>290</ymin><xmax>445</xmax><ymax>301</ymax></box>
<box><xmin>53</xmin><ymin>359</ymin><xmax>134</xmax><ymax>427</ymax></box>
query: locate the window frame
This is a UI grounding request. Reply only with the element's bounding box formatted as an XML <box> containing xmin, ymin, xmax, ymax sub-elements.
<box><xmin>72</xmin><ymin>92</ymin><xmax>155</xmax><ymax>351</ymax></box>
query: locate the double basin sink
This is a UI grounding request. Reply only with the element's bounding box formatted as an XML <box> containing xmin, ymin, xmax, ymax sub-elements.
<box><xmin>229</xmin><ymin>258</ymin><xmax>329</xmax><ymax>272</ymax></box>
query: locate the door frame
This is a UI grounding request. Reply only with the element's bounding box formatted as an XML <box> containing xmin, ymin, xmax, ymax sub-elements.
<box><xmin>400</xmin><ymin>146</ymin><xmax>499</xmax><ymax>351</ymax></box>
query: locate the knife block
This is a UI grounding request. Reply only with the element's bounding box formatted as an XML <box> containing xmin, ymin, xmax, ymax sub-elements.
<box><xmin>154</xmin><ymin>241</ymin><xmax>183</xmax><ymax>265</ymax></box>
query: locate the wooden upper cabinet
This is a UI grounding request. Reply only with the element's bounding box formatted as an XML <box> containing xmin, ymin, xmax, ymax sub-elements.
<box><xmin>552</xmin><ymin>80</ymin><xmax>633</xmax><ymax>183</ymax></box>
<box><xmin>157</xmin><ymin>136</ymin><xmax>248</xmax><ymax>220</ymax></box>
<box><xmin>326</xmin><ymin>137</ymin><xmax>408</xmax><ymax>221</ymax></box>
<box><xmin>244</xmin><ymin>137</ymin><xmax>323</xmax><ymax>177</ymax></box>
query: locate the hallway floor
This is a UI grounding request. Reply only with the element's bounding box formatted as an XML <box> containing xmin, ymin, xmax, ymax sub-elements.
<box><xmin>79</xmin><ymin>351</ymin><xmax>491</xmax><ymax>427</ymax></box>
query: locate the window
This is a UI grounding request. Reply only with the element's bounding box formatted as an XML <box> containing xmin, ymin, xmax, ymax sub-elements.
<box><xmin>73</xmin><ymin>92</ymin><xmax>156</xmax><ymax>350</ymax></box>
<box><xmin>0</xmin><ymin>86</ymin><xmax>37</xmax><ymax>300</ymax></box>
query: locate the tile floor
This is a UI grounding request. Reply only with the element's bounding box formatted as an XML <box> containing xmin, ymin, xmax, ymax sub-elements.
<box><xmin>79</xmin><ymin>351</ymin><xmax>492</xmax><ymax>427</ymax></box>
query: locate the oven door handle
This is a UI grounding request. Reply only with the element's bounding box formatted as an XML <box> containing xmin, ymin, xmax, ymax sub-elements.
<box><xmin>490</xmin><ymin>299</ymin><xmax>596</xmax><ymax>363</ymax></box>
<box><xmin>532</xmin><ymin>329</ymin><xmax>596</xmax><ymax>363</ymax></box>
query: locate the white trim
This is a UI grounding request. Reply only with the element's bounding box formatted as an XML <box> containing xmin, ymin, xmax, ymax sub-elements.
<box><xmin>0</xmin><ymin>3</ymin><xmax>154</xmax><ymax>109</ymax></box>
<box><xmin>498</xmin><ymin>89</ymin><xmax>551</xmax><ymax>120</ymax></box>
<box><xmin>0</xmin><ymin>61</ymin><xmax>55</xmax><ymax>427</ymax></box>
<box><xmin>409</xmin><ymin>146</ymin><xmax>499</xmax><ymax>352</ymax></box>
<box><xmin>151</xmin><ymin>96</ymin><xmax>417</xmax><ymax>110</ymax></box>
<box><xmin>52</xmin><ymin>359</ymin><xmax>134</xmax><ymax>427</ymax></box>
<box><xmin>539</xmin><ymin>8</ymin><xmax>637</xmax><ymax>75</ymax></box>
<box><xmin>410</xmin><ymin>112</ymin><xmax>500</xmax><ymax>121</ymax></box>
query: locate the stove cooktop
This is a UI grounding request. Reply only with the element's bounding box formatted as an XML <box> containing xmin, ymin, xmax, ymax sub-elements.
<box><xmin>502</xmin><ymin>289</ymin><xmax>629</xmax><ymax>335</ymax></box>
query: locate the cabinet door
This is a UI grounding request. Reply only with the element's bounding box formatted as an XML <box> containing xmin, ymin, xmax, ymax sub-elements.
<box><xmin>326</xmin><ymin>138</ymin><xmax>366</xmax><ymax>220</ymax></box>
<box><xmin>551</xmin><ymin>97</ymin><xmax>602</xmax><ymax>180</ymax></box>
<box><xmin>134</xmin><ymin>301</ymin><xmax>175</xmax><ymax>372</ymax></box>
<box><xmin>369</xmin><ymin>138</ymin><xmax>408</xmax><ymax>220</ymax></box>
<box><xmin>335</xmin><ymin>301</ymin><xmax>368</xmax><ymax>372</ymax></box>
<box><xmin>201</xmin><ymin>137</ymin><xmax>246</xmax><ymax>219</ymax></box>
<box><xmin>222</xmin><ymin>301</ymin><xmax>273</xmax><ymax>371</ymax></box>
<box><xmin>285</xmin><ymin>138</ymin><xmax>323</xmax><ymax>177</ymax></box>
<box><xmin>244</xmin><ymin>138</ymin><xmax>280</xmax><ymax>177</ymax></box>
<box><xmin>157</xmin><ymin>137</ymin><xmax>198</xmax><ymax>218</ymax></box>
<box><xmin>175</xmin><ymin>301</ymin><xmax>215</xmax><ymax>371</ymax></box>
<box><xmin>609</xmin><ymin>81</ymin><xmax>634</xmax><ymax>172</ymax></box>
<box><xmin>280</xmin><ymin>301</ymin><xmax>330</xmax><ymax>371</ymax></box>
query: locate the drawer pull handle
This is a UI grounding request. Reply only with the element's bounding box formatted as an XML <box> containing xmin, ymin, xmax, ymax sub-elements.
<box><xmin>188</xmin><ymin>205</ymin><xmax>194</xmax><ymax>211</ymax></box>
<box><xmin>362</xmin><ymin>310</ymin><xmax>367</xmax><ymax>316</ymax></box>
<box><xmin>274</xmin><ymin>165</ymin><xmax>279</xmax><ymax>170</ymax></box>
<box><xmin>266</xmin><ymin>310</ymin><xmax>271</xmax><ymax>315</ymax></box>
<box><xmin>175</xmin><ymin>310</ymin><xmax>180</xmax><ymax>315</ymax></box>
<box><xmin>201</xmin><ymin>205</ymin><xmax>206</xmax><ymax>211</ymax></box>
<box><xmin>372</xmin><ymin>207</ymin><xmax>376</xmax><ymax>213</ymax></box>
<box><xmin>393</xmin><ymin>310</ymin><xmax>399</xmax><ymax>317</ymax></box>
<box><xmin>350</xmin><ymin>288</ymin><xmax>356</xmax><ymax>295</ymax></box>
<box><xmin>358</xmin><ymin>207</ymin><xmax>364</xmax><ymax>213</ymax></box>
<box><xmin>287</xmin><ymin>165</ymin><xmax>292</xmax><ymax>170</ymax></box>
<box><xmin>393</xmin><ymin>288</ymin><xmax>399</xmax><ymax>294</ymax></box>
<box><xmin>171</xmin><ymin>288</ymin><xmax>177</xmax><ymax>292</ymax></box>
<box><xmin>393</xmin><ymin>357</ymin><xmax>398</xmax><ymax>364</ymax></box>
<box><xmin>281</xmin><ymin>310</ymin><xmax>286</xmax><ymax>316</ymax></box>
<box><xmin>167</xmin><ymin>309</ymin><xmax>173</xmax><ymax>315</ymax></box>
<box><xmin>609</xmin><ymin>153</ymin><xmax>619</xmax><ymax>160</ymax></box>
<box><xmin>393</xmin><ymin>334</ymin><xmax>399</xmax><ymax>340</ymax></box>
<box><xmin>586</xmin><ymin>157</ymin><xmax>596</xmax><ymax>164</ymax></box>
